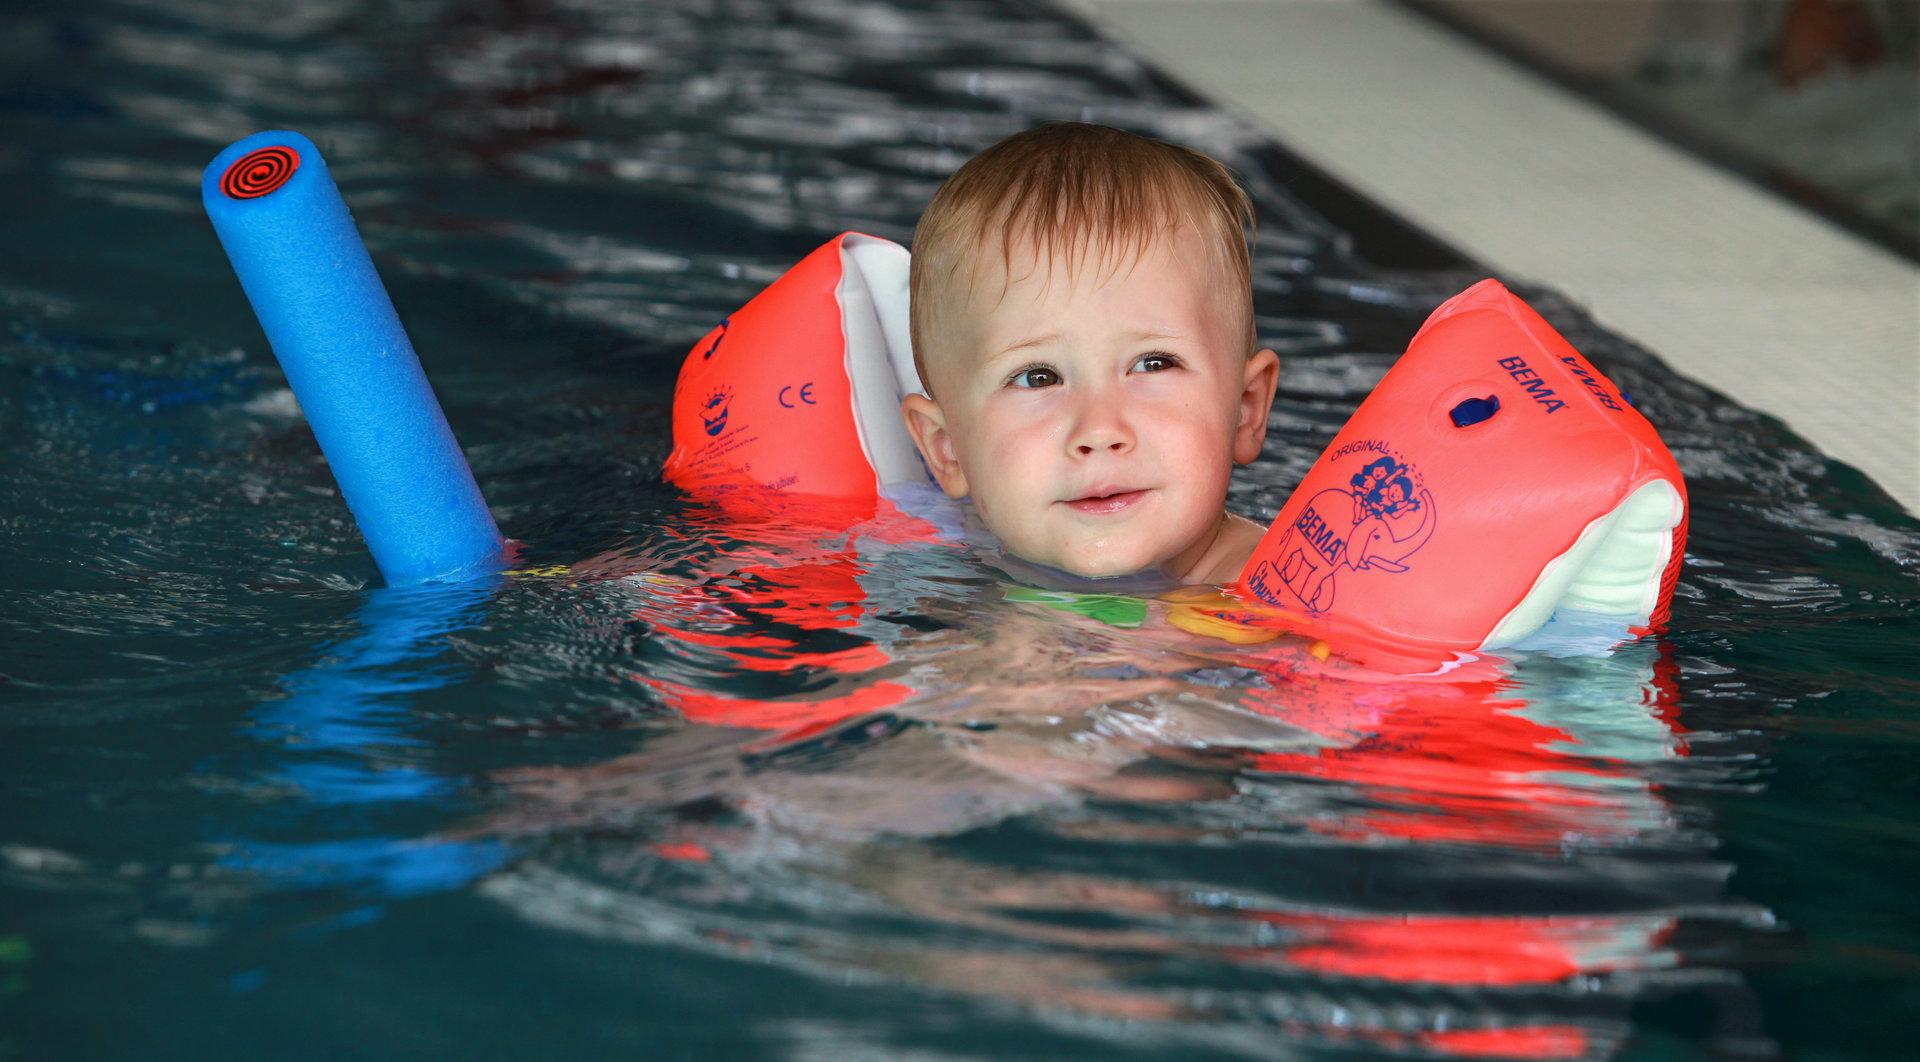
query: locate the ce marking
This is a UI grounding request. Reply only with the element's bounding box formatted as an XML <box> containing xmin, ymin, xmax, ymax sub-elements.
<box><xmin>779</xmin><ymin>382</ymin><xmax>817</xmax><ymax>408</ymax></box>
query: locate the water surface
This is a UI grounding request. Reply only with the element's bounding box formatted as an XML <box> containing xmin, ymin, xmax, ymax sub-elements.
<box><xmin>3</xmin><ymin>1</ymin><xmax>1918</xmax><ymax>1059</ymax></box>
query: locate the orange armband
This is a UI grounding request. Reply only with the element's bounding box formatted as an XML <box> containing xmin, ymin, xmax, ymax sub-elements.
<box><xmin>1233</xmin><ymin>279</ymin><xmax>1686</xmax><ymax>654</ymax></box>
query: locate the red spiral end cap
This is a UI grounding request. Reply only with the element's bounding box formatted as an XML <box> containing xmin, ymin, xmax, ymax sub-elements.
<box><xmin>220</xmin><ymin>146</ymin><xmax>300</xmax><ymax>199</ymax></box>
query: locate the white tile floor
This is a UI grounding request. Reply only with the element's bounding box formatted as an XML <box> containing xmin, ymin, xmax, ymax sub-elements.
<box><xmin>1073</xmin><ymin>0</ymin><xmax>1919</xmax><ymax>514</ymax></box>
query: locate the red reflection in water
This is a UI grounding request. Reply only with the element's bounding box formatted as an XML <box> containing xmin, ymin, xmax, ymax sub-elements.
<box><xmin>628</xmin><ymin>492</ymin><xmax>941</xmax><ymax>739</ymax></box>
<box><xmin>571</xmin><ymin>491</ymin><xmax>1699</xmax><ymax>1058</ymax></box>
<box><xmin>1423</xmin><ymin>1026</ymin><xmax>1594</xmax><ymax>1059</ymax></box>
<box><xmin>1234</xmin><ymin>908</ymin><xmax>1677</xmax><ymax>987</ymax></box>
<box><xmin>1236</xmin><ymin>649</ymin><xmax>1684</xmax><ymax>849</ymax></box>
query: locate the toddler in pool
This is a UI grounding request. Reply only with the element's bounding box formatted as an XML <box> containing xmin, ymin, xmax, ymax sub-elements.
<box><xmin>901</xmin><ymin>123</ymin><xmax>1280</xmax><ymax>584</ymax></box>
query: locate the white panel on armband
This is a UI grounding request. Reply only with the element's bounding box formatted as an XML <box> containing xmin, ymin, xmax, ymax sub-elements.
<box><xmin>1480</xmin><ymin>478</ymin><xmax>1684</xmax><ymax>649</ymax></box>
<box><xmin>848</xmin><ymin>238</ymin><xmax>923</xmax><ymax>401</ymax></box>
<box><xmin>839</xmin><ymin>235</ymin><xmax>931</xmax><ymax>490</ymax></box>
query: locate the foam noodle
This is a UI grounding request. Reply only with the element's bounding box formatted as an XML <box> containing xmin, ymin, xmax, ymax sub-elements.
<box><xmin>202</xmin><ymin>131</ymin><xmax>504</xmax><ymax>586</ymax></box>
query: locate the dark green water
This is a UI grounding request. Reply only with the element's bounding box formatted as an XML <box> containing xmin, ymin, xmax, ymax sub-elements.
<box><xmin>2</xmin><ymin>1</ymin><xmax>1916</xmax><ymax>1059</ymax></box>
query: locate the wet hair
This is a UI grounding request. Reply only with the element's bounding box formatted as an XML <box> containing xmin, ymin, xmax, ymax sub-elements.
<box><xmin>908</xmin><ymin>122</ymin><xmax>1255</xmax><ymax>395</ymax></box>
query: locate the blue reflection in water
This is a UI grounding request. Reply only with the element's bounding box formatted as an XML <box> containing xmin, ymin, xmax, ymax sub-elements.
<box><xmin>220</xmin><ymin>578</ymin><xmax>510</xmax><ymax>899</ymax></box>
<box><xmin>222</xmin><ymin>835</ymin><xmax>507</xmax><ymax>900</ymax></box>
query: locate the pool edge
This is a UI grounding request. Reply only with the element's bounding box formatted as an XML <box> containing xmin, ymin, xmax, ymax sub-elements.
<box><xmin>1066</xmin><ymin>0</ymin><xmax>1920</xmax><ymax>516</ymax></box>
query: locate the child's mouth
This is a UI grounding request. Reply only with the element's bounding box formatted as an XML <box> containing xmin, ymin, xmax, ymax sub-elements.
<box><xmin>1063</xmin><ymin>489</ymin><xmax>1148</xmax><ymax>515</ymax></box>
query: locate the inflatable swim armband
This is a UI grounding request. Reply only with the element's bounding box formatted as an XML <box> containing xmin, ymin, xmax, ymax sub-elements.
<box><xmin>665</xmin><ymin>233</ymin><xmax>928</xmax><ymax>506</ymax></box>
<box><xmin>1228</xmin><ymin>279</ymin><xmax>1686</xmax><ymax>653</ymax></box>
<box><xmin>666</xmin><ymin>235</ymin><xmax>1686</xmax><ymax>656</ymax></box>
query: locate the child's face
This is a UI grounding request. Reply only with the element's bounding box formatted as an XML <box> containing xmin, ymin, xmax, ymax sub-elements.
<box><xmin>904</xmin><ymin>224</ymin><xmax>1277</xmax><ymax>579</ymax></box>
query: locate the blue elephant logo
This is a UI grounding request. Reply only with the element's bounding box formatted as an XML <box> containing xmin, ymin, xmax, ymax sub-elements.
<box><xmin>1260</xmin><ymin>453</ymin><xmax>1436</xmax><ymax>614</ymax></box>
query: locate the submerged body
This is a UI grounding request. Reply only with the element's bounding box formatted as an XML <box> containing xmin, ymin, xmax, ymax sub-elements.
<box><xmin>665</xmin><ymin>124</ymin><xmax>1686</xmax><ymax>661</ymax></box>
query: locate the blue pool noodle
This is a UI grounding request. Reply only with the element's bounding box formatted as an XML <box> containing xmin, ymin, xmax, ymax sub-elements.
<box><xmin>202</xmin><ymin>131</ymin><xmax>505</xmax><ymax>586</ymax></box>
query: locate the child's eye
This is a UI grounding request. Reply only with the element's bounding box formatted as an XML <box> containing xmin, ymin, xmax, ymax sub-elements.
<box><xmin>1132</xmin><ymin>353</ymin><xmax>1181</xmax><ymax>373</ymax></box>
<box><xmin>1008</xmin><ymin>365</ymin><xmax>1060</xmax><ymax>388</ymax></box>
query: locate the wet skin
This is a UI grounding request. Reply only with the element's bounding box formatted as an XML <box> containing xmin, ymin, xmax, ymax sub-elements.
<box><xmin>903</xmin><ymin>225</ymin><xmax>1279</xmax><ymax>583</ymax></box>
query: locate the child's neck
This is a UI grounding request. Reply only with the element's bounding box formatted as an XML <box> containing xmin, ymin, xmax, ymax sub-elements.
<box><xmin>1166</xmin><ymin>511</ymin><xmax>1266</xmax><ymax>586</ymax></box>
<box><xmin>988</xmin><ymin>511</ymin><xmax>1267</xmax><ymax>592</ymax></box>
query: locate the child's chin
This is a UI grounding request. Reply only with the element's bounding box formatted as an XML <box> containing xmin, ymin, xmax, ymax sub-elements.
<box><xmin>1039</xmin><ymin>547</ymin><xmax>1162</xmax><ymax>581</ymax></box>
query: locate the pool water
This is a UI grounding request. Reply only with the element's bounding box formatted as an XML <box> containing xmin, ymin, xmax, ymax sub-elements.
<box><xmin>3</xmin><ymin>0</ymin><xmax>1917</xmax><ymax>1059</ymax></box>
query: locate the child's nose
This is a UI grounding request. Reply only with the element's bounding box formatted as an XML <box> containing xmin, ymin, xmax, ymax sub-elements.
<box><xmin>1067</xmin><ymin>391</ymin><xmax>1134</xmax><ymax>457</ymax></box>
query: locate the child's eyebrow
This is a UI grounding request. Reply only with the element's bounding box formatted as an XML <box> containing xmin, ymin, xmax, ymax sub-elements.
<box><xmin>988</xmin><ymin>327</ymin><xmax>1192</xmax><ymax>364</ymax></box>
<box><xmin>1126</xmin><ymin>329</ymin><xmax>1190</xmax><ymax>344</ymax></box>
<box><xmin>988</xmin><ymin>332</ymin><xmax>1062</xmax><ymax>362</ymax></box>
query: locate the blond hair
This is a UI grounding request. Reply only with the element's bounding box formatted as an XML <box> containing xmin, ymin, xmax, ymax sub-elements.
<box><xmin>909</xmin><ymin>123</ymin><xmax>1254</xmax><ymax>394</ymax></box>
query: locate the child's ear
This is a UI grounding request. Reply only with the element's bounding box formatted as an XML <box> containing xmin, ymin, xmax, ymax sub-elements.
<box><xmin>901</xmin><ymin>393</ymin><xmax>971</xmax><ymax>499</ymax></box>
<box><xmin>1233</xmin><ymin>349</ymin><xmax>1280</xmax><ymax>465</ymax></box>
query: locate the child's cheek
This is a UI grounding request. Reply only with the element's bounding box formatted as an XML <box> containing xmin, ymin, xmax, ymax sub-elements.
<box><xmin>980</xmin><ymin>404</ymin><xmax>1051</xmax><ymax>463</ymax></box>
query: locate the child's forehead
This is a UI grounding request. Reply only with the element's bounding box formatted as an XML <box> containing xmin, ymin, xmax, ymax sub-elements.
<box><xmin>913</xmin><ymin>213</ymin><xmax>1248</xmax><ymax>393</ymax></box>
<box><xmin>945</xmin><ymin>220</ymin><xmax>1229</xmax><ymax>320</ymax></box>
<box><xmin>980</xmin><ymin>215</ymin><xmax>1207</xmax><ymax>283</ymax></box>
